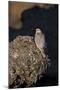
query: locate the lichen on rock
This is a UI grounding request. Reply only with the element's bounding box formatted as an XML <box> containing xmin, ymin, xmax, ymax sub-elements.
<box><xmin>9</xmin><ymin>35</ymin><xmax>49</xmax><ymax>88</ymax></box>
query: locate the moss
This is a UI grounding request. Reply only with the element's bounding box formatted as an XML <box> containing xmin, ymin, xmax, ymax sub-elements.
<box><xmin>9</xmin><ymin>35</ymin><xmax>49</xmax><ymax>88</ymax></box>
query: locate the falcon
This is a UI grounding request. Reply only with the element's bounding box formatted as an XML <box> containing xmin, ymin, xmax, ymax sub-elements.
<box><xmin>34</xmin><ymin>28</ymin><xmax>46</xmax><ymax>58</ymax></box>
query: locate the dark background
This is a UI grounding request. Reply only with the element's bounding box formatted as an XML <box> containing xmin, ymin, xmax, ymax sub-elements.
<box><xmin>9</xmin><ymin>4</ymin><xmax>58</xmax><ymax>87</ymax></box>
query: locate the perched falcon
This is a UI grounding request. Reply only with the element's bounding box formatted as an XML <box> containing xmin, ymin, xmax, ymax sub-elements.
<box><xmin>34</xmin><ymin>28</ymin><xmax>46</xmax><ymax>58</ymax></box>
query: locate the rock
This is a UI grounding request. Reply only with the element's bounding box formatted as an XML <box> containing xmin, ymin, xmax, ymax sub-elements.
<box><xmin>9</xmin><ymin>35</ymin><xmax>49</xmax><ymax>88</ymax></box>
<box><xmin>9</xmin><ymin>2</ymin><xmax>54</xmax><ymax>29</ymax></box>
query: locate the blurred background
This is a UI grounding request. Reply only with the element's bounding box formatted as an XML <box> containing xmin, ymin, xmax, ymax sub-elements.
<box><xmin>9</xmin><ymin>2</ymin><xmax>58</xmax><ymax>87</ymax></box>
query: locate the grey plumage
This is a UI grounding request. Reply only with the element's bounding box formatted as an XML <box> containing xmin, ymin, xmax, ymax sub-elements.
<box><xmin>35</xmin><ymin>28</ymin><xmax>46</xmax><ymax>58</ymax></box>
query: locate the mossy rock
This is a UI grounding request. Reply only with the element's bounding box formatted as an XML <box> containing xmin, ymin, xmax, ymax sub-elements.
<box><xmin>9</xmin><ymin>35</ymin><xmax>49</xmax><ymax>88</ymax></box>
